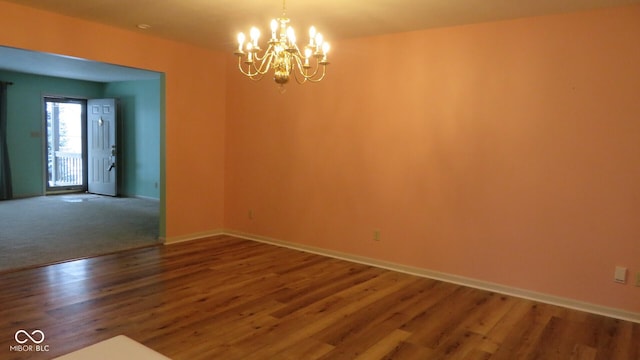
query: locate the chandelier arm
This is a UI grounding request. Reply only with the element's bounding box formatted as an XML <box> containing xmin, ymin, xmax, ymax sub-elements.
<box><xmin>293</xmin><ymin>71</ymin><xmax>308</xmax><ymax>85</ymax></box>
<box><xmin>237</xmin><ymin>57</ymin><xmax>258</xmax><ymax>77</ymax></box>
<box><xmin>305</xmin><ymin>65</ymin><xmax>327</xmax><ymax>82</ymax></box>
<box><xmin>291</xmin><ymin>54</ymin><xmax>303</xmax><ymax>72</ymax></box>
<box><xmin>249</xmin><ymin>72</ymin><xmax>265</xmax><ymax>81</ymax></box>
<box><xmin>290</xmin><ymin>54</ymin><xmax>329</xmax><ymax>83</ymax></box>
<box><xmin>290</xmin><ymin>44</ymin><xmax>304</xmax><ymax>60</ymax></box>
<box><xmin>302</xmin><ymin>61</ymin><xmax>321</xmax><ymax>79</ymax></box>
<box><xmin>253</xmin><ymin>43</ymin><xmax>274</xmax><ymax>62</ymax></box>
<box><xmin>316</xmin><ymin>65</ymin><xmax>328</xmax><ymax>80</ymax></box>
<box><xmin>301</xmin><ymin>62</ymin><xmax>323</xmax><ymax>80</ymax></box>
<box><xmin>240</xmin><ymin>53</ymin><xmax>275</xmax><ymax>77</ymax></box>
<box><xmin>255</xmin><ymin>51</ymin><xmax>276</xmax><ymax>75</ymax></box>
<box><xmin>239</xmin><ymin>58</ymin><xmax>268</xmax><ymax>79</ymax></box>
<box><xmin>293</xmin><ymin>46</ymin><xmax>324</xmax><ymax>80</ymax></box>
<box><xmin>291</xmin><ymin>57</ymin><xmax>308</xmax><ymax>84</ymax></box>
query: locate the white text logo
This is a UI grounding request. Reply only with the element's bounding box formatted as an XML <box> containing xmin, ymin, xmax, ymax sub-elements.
<box><xmin>14</xmin><ymin>330</ymin><xmax>45</xmax><ymax>344</ymax></box>
<box><xmin>10</xmin><ymin>329</ymin><xmax>49</xmax><ymax>352</ymax></box>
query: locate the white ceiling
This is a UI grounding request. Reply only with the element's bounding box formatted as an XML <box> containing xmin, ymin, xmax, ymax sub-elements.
<box><xmin>5</xmin><ymin>0</ymin><xmax>640</xmax><ymax>50</ymax></box>
<box><xmin>1</xmin><ymin>0</ymin><xmax>639</xmax><ymax>82</ymax></box>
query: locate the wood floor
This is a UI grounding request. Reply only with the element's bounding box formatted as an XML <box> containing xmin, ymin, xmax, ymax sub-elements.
<box><xmin>0</xmin><ymin>235</ymin><xmax>638</xmax><ymax>360</ymax></box>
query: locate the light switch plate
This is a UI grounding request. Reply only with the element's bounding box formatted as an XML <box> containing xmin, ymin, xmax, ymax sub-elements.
<box><xmin>614</xmin><ymin>266</ymin><xmax>627</xmax><ymax>284</ymax></box>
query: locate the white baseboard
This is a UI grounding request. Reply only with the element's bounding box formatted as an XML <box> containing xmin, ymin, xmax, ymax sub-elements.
<box><xmin>221</xmin><ymin>230</ymin><xmax>639</xmax><ymax>324</ymax></box>
<box><xmin>162</xmin><ymin>229</ymin><xmax>225</xmax><ymax>244</ymax></box>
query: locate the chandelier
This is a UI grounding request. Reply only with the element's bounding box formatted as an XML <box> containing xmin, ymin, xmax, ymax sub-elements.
<box><xmin>234</xmin><ymin>0</ymin><xmax>330</xmax><ymax>85</ymax></box>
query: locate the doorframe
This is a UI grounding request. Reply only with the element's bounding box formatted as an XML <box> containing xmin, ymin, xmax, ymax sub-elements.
<box><xmin>41</xmin><ymin>94</ymin><xmax>89</xmax><ymax>194</ymax></box>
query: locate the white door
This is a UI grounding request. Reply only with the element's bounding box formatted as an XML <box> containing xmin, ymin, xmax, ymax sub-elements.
<box><xmin>87</xmin><ymin>99</ymin><xmax>118</xmax><ymax>196</ymax></box>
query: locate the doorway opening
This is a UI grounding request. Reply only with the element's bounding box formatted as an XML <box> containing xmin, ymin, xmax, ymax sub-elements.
<box><xmin>44</xmin><ymin>97</ymin><xmax>87</xmax><ymax>193</ymax></box>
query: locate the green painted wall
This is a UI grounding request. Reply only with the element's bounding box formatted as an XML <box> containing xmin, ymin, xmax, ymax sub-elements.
<box><xmin>0</xmin><ymin>70</ymin><xmax>103</xmax><ymax>197</ymax></box>
<box><xmin>0</xmin><ymin>70</ymin><xmax>161</xmax><ymax>199</ymax></box>
<box><xmin>104</xmin><ymin>80</ymin><xmax>161</xmax><ymax>199</ymax></box>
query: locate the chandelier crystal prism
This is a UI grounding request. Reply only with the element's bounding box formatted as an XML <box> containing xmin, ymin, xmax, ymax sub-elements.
<box><xmin>234</xmin><ymin>0</ymin><xmax>330</xmax><ymax>85</ymax></box>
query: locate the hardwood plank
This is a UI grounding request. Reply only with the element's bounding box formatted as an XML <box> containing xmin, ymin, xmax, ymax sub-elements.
<box><xmin>428</xmin><ymin>330</ymin><xmax>488</xmax><ymax>360</ymax></box>
<box><xmin>352</xmin><ymin>329</ymin><xmax>411</xmax><ymax>360</ymax></box>
<box><xmin>272</xmin><ymin>338</ymin><xmax>335</xmax><ymax>360</ymax></box>
<box><xmin>571</xmin><ymin>344</ymin><xmax>598</xmax><ymax>360</ymax></box>
<box><xmin>403</xmin><ymin>286</ymin><xmax>494</xmax><ymax>348</ymax></box>
<box><xmin>463</xmin><ymin>349</ymin><xmax>493</xmax><ymax>360</ymax></box>
<box><xmin>484</xmin><ymin>302</ymin><xmax>559</xmax><ymax>360</ymax></box>
<box><xmin>529</xmin><ymin>315</ymin><xmax>580</xmax><ymax>359</ymax></box>
<box><xmin>0</xmin><ymin>235</ymin><xmax>637</xmax><ymax>360</ymax></box>
<box><xmin>312</xmin><ymin>278</ymin><xmax>428</xmax><ymax>347</ymax></box>
<box><xmin>380</xmin><ymin>341</ymin><xmax>434</xmax><ymax>359</ymax></box>
<box><xmin>482</xmin><ymin>297</ymin><xmax>536</xmax><ymax>347</ymax></box>
<box><xmin>225</xmin><ymin>271</ymin><xmax>418</xmax><ymax>360</ymax></box>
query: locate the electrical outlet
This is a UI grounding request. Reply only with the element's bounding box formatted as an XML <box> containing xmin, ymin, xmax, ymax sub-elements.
<box><xmin>636</xmin><ymin>272</ymin><xmax>640</xmax><ymax>287</ymax></box>
<box><xmin>614</xmin><ymin>266</ymin><xmax>627</xmax><ymax>284</ymax></box>
<box><xmin>373</xmin><ymin>230</ymin><xmax>381</xmax><ymax>241</ymax></box>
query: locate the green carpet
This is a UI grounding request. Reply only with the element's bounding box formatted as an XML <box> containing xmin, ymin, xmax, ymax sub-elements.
<box><xmin>0</xmin><ymin>194</ymin><xmax>160</xmax><ymax>272</ymax></box>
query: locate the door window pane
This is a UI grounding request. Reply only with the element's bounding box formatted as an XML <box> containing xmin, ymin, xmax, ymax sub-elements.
<box><xmin>46</xmin><ymin>99</ymin><xmax>85</xmax><ymax>189</ymax></box>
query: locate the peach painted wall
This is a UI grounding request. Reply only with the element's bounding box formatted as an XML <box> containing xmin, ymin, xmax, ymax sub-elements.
<box><xmin>0</xmin><ymin>1</ymin><xmax>226</xmax><ymax>240</ymax></box>
<box><xmin>225</xmin><ymin>5</ymin><xmax>640</xmax><ymax>313</ymax></box>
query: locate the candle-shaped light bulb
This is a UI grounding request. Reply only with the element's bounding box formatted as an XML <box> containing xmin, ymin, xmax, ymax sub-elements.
<box><xmin>250</xmin><ymin>27</ymin><xmax>260</xmax><ymax>46</ymax></box>
<box><xmin>322</xmin><ymin>42</ymin><xmax>330</xmax><ymax>55</ymax></box>
<box><xmin>322</xmin><ymin>42</ymin><xmax>330</xmax><ymax>62</ymax></box>
<box><xmin>237</xmin><ymin>32</ymin><xmax>245</xmax><ymax>52</ymax></box>
<box><xmin>246</xmin><ymin>42</ymin><xmax>253</xmax><ymax>61</ymax></box>
<box><xmin>309</xmin><ymin>26</ymin><xmax>316</xmax><ymax>46</ymax></box>
<box><xmin>304</xmin><ymin>47</ymin><xmax>312</xmax><ymax>66</ymax></box>
<box><xmin>315</xmin><ymin>33</ymin><xmax>324</xmax><ymax>50</ymax></box>
<box><xmin>287</xmin><ymin>26</ymin><xmax>296</xmax><ymax>45</ymax></box>
<box><xmin>270</xmin><ymin>20</ymin><xmax>278</xmax><ymax>39</ymax></box>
